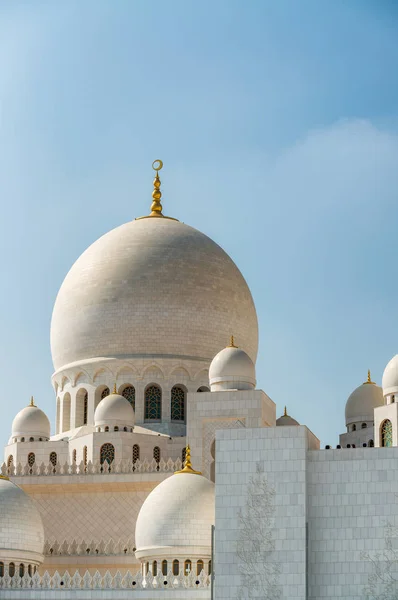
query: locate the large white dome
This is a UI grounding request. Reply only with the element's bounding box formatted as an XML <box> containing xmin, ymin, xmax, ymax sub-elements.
<box><xmin>135</xmin><ymin>472</ymin><xmax>215</xmax><ymax>561</ymax></box>
<box><xmin>0</xmin><ymin>478</ymin><xmax>45</xmax><ymax>565</ymax></box>
<box><xmin>345</xmin><ymin>377</ymin><xmax>383</xmax><ymax>425</ymax></box>
<box><xmin>51</xmin><ymin>218</ymin><xmax>258</xmax><ymax>372</ymax></box>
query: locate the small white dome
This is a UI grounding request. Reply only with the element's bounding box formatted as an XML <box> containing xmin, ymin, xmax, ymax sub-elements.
<box><xmin>345</xmin><ymin>374</ymin><xmax>383</xmax><ymax>425</ymax></box>
<box><xmin>382</xmin><ymin>355</ymin><xmax>398</xmax><ymax>396</ymax></box>
<box><xmin>135</xmin><ymin>472</ymin><xmax>215</xmax><ymax>561</ymax></box>
<box><xmin>94</xmin><ymin>390</ymin><xmax>135</xmax><ymax>428</ymax></box>
<box><xmin>209</xmin><ymin>339</ymin><xmax>256</xmax><ymax>391</ymax></box>
<box><xmin>0</xmin><ymin>477</ymin><xmax>45</xmax><ymax>565</ymax></box>
<box><xmin>276</xmin><ymin>408</ymin><xmax>300</xmax><ymax>427</ymax></box>
<box><xmin>11</xmin><ymin>400</ymin><xmax>50</xmax><ymax>440</ymax></box>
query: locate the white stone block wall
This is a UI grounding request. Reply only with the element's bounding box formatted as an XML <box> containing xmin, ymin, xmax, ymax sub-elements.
<box><xmin>215</xmin><ymin>426</ymin><xmax>317</xmax><ymax>600</ymax></box>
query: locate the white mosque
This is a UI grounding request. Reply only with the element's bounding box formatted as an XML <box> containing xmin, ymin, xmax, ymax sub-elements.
<box><xmin>1</xmin><ymin>161</ymin><xmax>398</xmax><ymax>600</ymax></box>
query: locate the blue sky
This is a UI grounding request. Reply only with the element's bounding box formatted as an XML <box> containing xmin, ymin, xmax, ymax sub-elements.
<box><xmin>0</xmin><ymin>0</ymin><xmax>398</xmax><ymax>447</ymax></box>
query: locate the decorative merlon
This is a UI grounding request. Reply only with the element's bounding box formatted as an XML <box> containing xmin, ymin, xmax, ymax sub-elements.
<box><xmin>0</xmin><ymin>569</ymin><xmax>210</xmax><ymax>590</ymax></box>
<box><xmin>2</xmin><ymin>457</ymin><xmax>183</xmax><ymax>478</ymax></box>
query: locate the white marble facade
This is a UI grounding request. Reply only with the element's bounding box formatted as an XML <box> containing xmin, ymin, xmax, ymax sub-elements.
<box><xmin>3</xmin><ymin>174</ymin><xmax>398</xmax><ymax>600</ymax></box>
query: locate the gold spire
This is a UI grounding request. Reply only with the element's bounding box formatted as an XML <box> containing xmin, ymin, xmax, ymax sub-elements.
<box><xmin>136</xmin><ymin>160</ymin><xmax>178</xmax><ymax>221</ymax></box>
<box><xmin>175</xmin><ymin>445</ymin><xmax>202</xmax><ymax>475</ymax></box>
<box><xmin>29</xmin><ymin>396</ymin><xmax>36</xmax><ymax>407</ymax></box>
<box><xmin>113</xmin><ymin>383</ymin><xmax>117</xmax><ymax>394</ymax></box>
<box><xmin>364</xmin><ymin>369</ymin><xmax>375</xmax><ymax>385</ymax></box>
<box><xmin>284</xmin><ymin>405</ymin><xmax>288</xmax><ymax>416</ymax></box>
<box><xmin>149</xmin><ymin>159</ymin><xmax>164</xmax><ymax>217</ymax></box>
<box><xmin>0</xmin><ymin>475</ymin><xmax>9</xmax><ymax>481</ymax></box>
<box><xmin>228</xmin><ymin>335</ymin><xmax>237</xmax><ymax>348</ymax></box>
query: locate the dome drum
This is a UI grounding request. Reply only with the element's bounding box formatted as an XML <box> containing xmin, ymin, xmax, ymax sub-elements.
<box><xmin>135</xmin><ymin>545</ymin><xmax>211</xmax><ymax>562</ymax></box>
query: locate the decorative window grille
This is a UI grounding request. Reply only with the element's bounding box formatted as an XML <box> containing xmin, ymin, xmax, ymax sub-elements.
<box><xmin>133</xmin><ymin>444</ymin><xmax>140</xmax><ymax>463</ymax></box>
<box><xmin>197</xmin><ymin>560</ymin><xmax>204</xmax><ymax>576</ymax></box>
<box><xmin>162</xmin><ymin>560</ymin><xmax>168</xmax><ymax>576</ymax></box>
<box><xmin>28</xmin><ymin>453</ymin><xmax>35</xmax><ymax>468</ymax></box>
<box><xmin>72</xmin><ymin>449</ymin><xmax>77</xmax><ymax>462</ymax></box>
<box><xmin>100</xmin><ymin>443</ymin><xmax>115</xmax><ymax>465</ymax></box>
<box><xmin>50</xmin><ymin>452</ymin><xmax>57</xmax><ymax>467</ymax></box>
<box><xmin>83</xmin><ymin>446</ymin><xmax>88</xmax><ymax>467</ymax></box>
<box><xmin>381</xmin><ymin>420</ymin><xmax>393</xmax><ymax>447</ymax></box>
<box><xmin>152</xmin><ymin>561</ymin><xmax>157</xmax><ymax>576</ymax></box>
<box><xmin>101</xmin><ymin>387</ymin><xmax>110</xmax><ymax>400</ymax></box>
<box><xmin>173</xmin><ymin>560</ymin><xmax>179</xmax><ymax>576</ymax></box>
<box><xmin>182</xmin><ymin>448</ymin><xmax>186</xmax><ymax>464</ymax></box>
<box><xmin>7</xmin><ymin>456</ymin><xmax>13</xmax><ymax>468</ymax></box>
<box><xmin>122</xmin><ymin>385</ymin><xmax>135</xmax><ymax>411</ymax></box>
<box><xmin>154</xmin><ymin>446</ymin><xmax>161</xmax><ymax>463</ymax></box>
<box><xmin>83</xmin><ymin>392</ymin><xmax>88</xmax><ymax>425</ymax></box>
<box><xmin>145</xmin><ymin>386</ymin><xmax>161</xmax><ymax>420</ymax></box>
<box><xmin>9</xmin><ymin>564</ymin><xmax>15</xmax><ymax>577</ymax></box>
<box><xmin>171</xmin><ymin>386</ymin><xmax>185</xmax><ymax>422</ymax></box>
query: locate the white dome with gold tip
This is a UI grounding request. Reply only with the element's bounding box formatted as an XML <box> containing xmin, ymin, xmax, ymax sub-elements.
<box><xmin>135</xmin><ymin>448</ymin><xmax>214</xmax><ymax>562</ymax></box>
<box><xmin>345</xmin><ymin>371</ymin><xmax>383</xmax><ymax>425</ymax></box>
<box><xmin>209</xmin><ymin>337</ymin><xmax>256</xmax><ymax>391</ymax></box>
<box><xmin>11</xmin><ymin>398</ymin><xmax>50</xmax><ymax>441</ymax></box>
<box><xmin>94</xmin><ymin>387</ymin><xmax>135</xmax><ymax>428</ymax></box>
<box><xmin>382</xmin><ymin>355</ymin><xmax>398</xmax><ymax>396</ymax></box>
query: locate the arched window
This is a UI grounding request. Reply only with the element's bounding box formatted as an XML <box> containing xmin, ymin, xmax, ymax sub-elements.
<box><xmin>83</xmin><ymin>446</ymin><xmax>88</xmax><ymax>467</ymax></box>
<box><xmin>361</xmin><ymin>423</ymin><xmax>367</xmax><ymax>429</ymax></box>
<box><xmin>122</xmin><ymin>385</ymin><xmax>135</xmax><ymax>411</ymax></box>
<box><xmin>381</xmin><ymin>419</ymin><xmax>393</xmax><ymax>447</ymax></box>
<box><xmin>9</xmin><ymin>563</ymin><xmax>15</xmax><ymax>577</ymax></box>
<box><xmin>197</xmin><ymin>559</ymin><xmax>204</xmax><ymax>576</ymax></box>
<box><xmin>101</xmin><ymin>387</ymin><xmax>110</xmax><ymax>400</ymax></box>
<box><xmin>162</xmin><ymin>560</ymin><xmax>168</xmax><ymax>576</ymax></box>
<box><xmin>83</xmin><ymin>392</ymin><xmax>88</xmax><ymax>425</ymax></box>
<box><xmin>173</xmin><ymin>559</ymin><xmax>179</xmax><ymax>576</ymax></box>
<box><xmin>7</xmin><ymin>455</ymin><xmax>13</xmax><ymax>470</ymax></box>
<box><xmin>154</xmin><ymin>446</ymin><xmax>160</xmax><ymax>470</ymax></box>
<box><xmin>184</xmin><ymin>559</ymin><xmax>192</xmax><ymax>575</ymax></box>
<box><xmin>21</xmin><ymin>437</ymin><xmax>25</xmax><ymax>443</ymax></box>
<box><xmin>152</xmin><ymin>560</ymin><xmax>157</xmax><ymax>576</ymax></box>
<box><xmin>29</xmin><ymin>437</ymin><xmax>34</xmax><ymax>442</ymax></box>
<box><xmin>28</xmin><ymin>453</ymin><xmax>35</xmax><ymax>473</ymax></box>
<box><xmin>145</xmin><ymin>385</ymin><xmax>161</xmax><ymax>420</ymax></box>
<box><xmin>133</xmin><ymin>444</ymin><xmax>140</xmax><ymax>464</ymax></box>
<box><xmin>114</xmin><ymin>426</ymin><xmax>119</xmax><ymax>432</ymax></box>
<box><xmin>352</xmin><ymin>424</ymin><xmax>356</xmax><ymax>432</ymax></box>
<box><xmin>369</xmin><ymin>439</ymin><xmax>374</xmax><ymax>447</ymax></box>
<box><xmin>50</xmin><ymin>453</ymin><xmax>57</xmax><ymax>470</ymax></box>
<box><xmin>56</xmin><ymin>396</ymin><xmax>61</xmax><ymax>434</ymax></box>
<box><xmin>72</xmin><ymin>449</ymin><xmax>77</xmax><ymax>463</ymax></box>
<box><xmin>105</xmin><ymin>426</ymin><xmax>109</xmax><ymax>432</ymax></box>
<box><xmin>182</xmin><ymin>447</ymin><xmax>186</xmax><ymax>464</ymax></box>
<box><xmin>171</xmin><ymin>386</ymin><xmax>186</xmax><ymax>422</ymax></box>
<box><xmin>392</xmin><ymin>395</ymin><xmax>395</xmax><ymax>403</ymax></box>
<box><xmin>100</xmin><ymin>443</ymin><xmax>115</xmax><ymax>465</ymax></box>
<box><xmin>19</xmin><ymin>564</ymin><xmax>24</xmax><ymax>577</ymax></box>
<box><xmin>62</xmin><ymin>392</ymin><xmax>71</xmax><ymax>432</ymax></box>
<box><xmin>0</xmin><ymin>562</ymin><xmax>4</xmax><ymax>577</ymax></box>
<box><xmin>28</xmin><ymin>565</ymin><xmax>32</xmax><ymax>577</ymax></box>
<box><xmin>208</xmin><ymin>560</ymin><xmax>212</xmax><ymax>575</ymax></box>
<box><xmin>76</xmin><ymin>388</ymin><xmax>88</xmax><ymax>427</ymax></box>
<box><xmin>197</xmin><ymin>386</ymin><xmax>210</xmax><ymax>392</ymax></box>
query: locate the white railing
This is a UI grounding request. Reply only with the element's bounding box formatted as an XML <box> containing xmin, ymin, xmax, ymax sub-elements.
<box><xmin>1</xmin><ymin>457</ymin><xmax>182</xmax><ymax>478</ymax></box>
<box><xmin>0</xmin><ymin>569</ymin><xmax>210</xmax><ymax>590</ymax></box>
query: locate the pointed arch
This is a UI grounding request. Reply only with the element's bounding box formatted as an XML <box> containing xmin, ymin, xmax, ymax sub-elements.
<box><xmin>142</xmin><ymin>364</ymin><xmax>164</xmax><ymax>380</ymax></box>
<box><xmin>62</xmin><ymin>393</ymin><xmax>71</xmax><ymax>432</ymax></box>
<box><xmin>76</xmin><ymin>388</ymin><xmax>88</xmax><ymax>427</ymax></box>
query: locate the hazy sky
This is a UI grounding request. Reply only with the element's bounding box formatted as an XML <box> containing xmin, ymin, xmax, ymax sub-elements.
<box><xmin>0</xmin><ymin>0</ymin><xmax>397</xmax><ymax>448</ymax></box>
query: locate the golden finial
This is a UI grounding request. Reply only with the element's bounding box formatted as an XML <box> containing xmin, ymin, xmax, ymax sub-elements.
<box><xmin>284</xmin><ymin>406</ymin><xmax>288</xmax><ymax>416</ymax></box>
<box><xmin>29</xmin><ymin>396</ymin><xmax>36</xmax><ymax>407</ymax></box>
<box><xmin>136</xmin><ymin>160</ymin><xmax>179</xmax><ymax>222</ymax></box>
<box><xmin>149</xmin><ymin>159</ymin><xmax>164</xmax><ymax>217</ymax></box>
<box><xmin>175</xmin><ymin>445</ymin><xmax>202</xmax><ymax>475</ymax></box>
<box><xmin>364</xmin><ymin>369</ymin><xmax>375</xmax><ymax>385</ymax></box>
<box><xmin>113</xmin><ymin>383</ymin><xmax>117</xmax><ymax>394</ymax></box>
<box><xmin>0</xmin><ymin>475</ymin><xmax>9</xmax><ymax>481</ymax></box>
<box><xmin>228</xmin><ymin>335</ymin><xmax>237</xmax><ymax>348</ymax></box>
